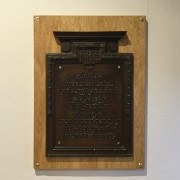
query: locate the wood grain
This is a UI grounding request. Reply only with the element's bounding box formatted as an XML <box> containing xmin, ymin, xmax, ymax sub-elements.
<box><xmin>34</xmin><ymin>16</ymin><xmax>146</xmax><ymax>169</ymax></box>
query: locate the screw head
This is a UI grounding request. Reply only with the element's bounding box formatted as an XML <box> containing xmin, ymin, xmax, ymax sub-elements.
<box><xmin>35</xmin><ymin>162</ymin><xmax>40</xmax><ymax>167</ymax></box>
<box><xmin>140</xmin><ymin>17</ymin><xmax>144</xmax><ymax>22</ymax></box>
<box><xmin>138</xmin><ymin>163</ymin><xmax>143</xmax><ymax>168</ymax></box>
<box><xmin>36</xmin><ymin>17</ymin><xmax>40</xmax><ymax>22</ymax></box>
<box><xmin>59</xmin><ymin>66</ymin><xmax>62</xmax><ymax>69</ymax></box>
<box><xmin>58</xmin><ymin>140</ymin><xmax>61</xmax><ymax>145</ymax></box>
<box><xmin>117</xmin><ymin>141</ymin><xmax>120</xmax><ymax>145</ymax></box>
<box><xmin>118</xmin><ymin>65</ymin><xmax>121</xmax><ymax>69</ymax></box>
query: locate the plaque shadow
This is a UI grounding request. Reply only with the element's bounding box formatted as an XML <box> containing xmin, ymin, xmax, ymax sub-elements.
<box><xmin>119</xmin><ymin>34</ymin><xmax>131</xmax><ymax>46</ymax></box>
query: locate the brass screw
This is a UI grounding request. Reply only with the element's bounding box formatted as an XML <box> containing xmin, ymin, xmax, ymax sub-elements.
<box><xmin>140</xmin><ymin>17</ymin><xmax>144</xmax><ymax>22</ymax></box>
<box><xmin>35</xmin><ymin>162</ymin><xmax>40</xmax><ymax>167</ymax></box>
<box><xmin>138</xmin><ymin>162</ymin><xmax>143</xmax><ymax>168</ymax></box>
<box><xmin>36</xmin><ymin>17</ymin><xmax>40</xmax><ymax>22</ymax></box>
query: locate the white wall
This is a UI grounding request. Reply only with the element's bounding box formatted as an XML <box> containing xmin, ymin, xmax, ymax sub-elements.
<box><xmin>0</xmin><ymin>0</ymin><xmax>180</xmax><ymax>179</ymax></box>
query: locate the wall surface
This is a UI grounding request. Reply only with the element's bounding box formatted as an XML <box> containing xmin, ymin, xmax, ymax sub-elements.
<box><xmin>0</xmin><ymin>0</ymin><xmax>180</xmax><ymax>180</ymax></box>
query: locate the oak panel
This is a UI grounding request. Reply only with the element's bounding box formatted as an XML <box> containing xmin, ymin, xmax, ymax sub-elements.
<box><xmin>34</xmin><ymin>16</ymin><xmax>146</xmax><ymax>169</ymax></box>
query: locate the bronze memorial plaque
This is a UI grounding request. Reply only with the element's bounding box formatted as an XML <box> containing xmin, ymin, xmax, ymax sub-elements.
<box><xmin>46</xmin><ymin>32</ymin><xmax>133</xmax><ymax>157</ymax></box>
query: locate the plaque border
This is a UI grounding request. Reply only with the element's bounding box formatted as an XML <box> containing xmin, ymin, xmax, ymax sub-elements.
<box><xmin>46</xmin><ymin>53</ymin><xmax>133</xmax><ymax>157</ymax></box>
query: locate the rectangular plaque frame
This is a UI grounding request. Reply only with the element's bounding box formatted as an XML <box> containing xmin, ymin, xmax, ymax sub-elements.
<box><xmin>46</xmin><ymin>32</ymin><xmax>133</xmax><ymax>157</ymax></box>
<box><xmin>34</xmin><ymin>16</ymin><xmax>146</xmax><ymax>169</ymax></box>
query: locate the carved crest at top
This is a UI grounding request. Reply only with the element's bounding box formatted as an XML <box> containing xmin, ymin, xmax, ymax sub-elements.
<box><xmin>54</xmin><ymin>31</ymin><xmax>126</xmax><ymax>65</ymax></box>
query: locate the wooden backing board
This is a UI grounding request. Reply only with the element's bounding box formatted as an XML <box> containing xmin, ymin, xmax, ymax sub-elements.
<box><xmin>34</xmin><ymin>16</ymin><xmax>146</xmax><ymax>169</ymax></box>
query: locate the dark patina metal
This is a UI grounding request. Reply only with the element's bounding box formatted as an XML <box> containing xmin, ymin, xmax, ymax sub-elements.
<box><xmin>46</xmin><ymin>31</ymin><xmax>133</xmax><ymax>157</ymax></box>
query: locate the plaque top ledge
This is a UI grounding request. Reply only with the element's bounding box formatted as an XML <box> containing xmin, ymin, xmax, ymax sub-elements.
<box><xmin>54</xmin><ymin>31</ymin><xmax>126</xmax><ymax>43</ymax></box>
